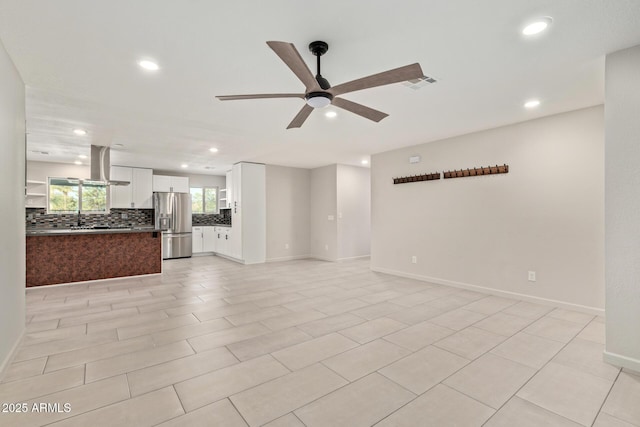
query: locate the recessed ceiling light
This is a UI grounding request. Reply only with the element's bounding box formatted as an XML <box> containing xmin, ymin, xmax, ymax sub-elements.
<box><xmin>522</xmin><ymin>17</ymin><xmax>552</xmax><ymax>36</ymax></box>
<box><xmin>209</xmin><ymin>147</ymin><xmax>219</xmax><ymax>153</ymax></box>
<box><xmin>181</xmin><ymin>164</ymin><xmax>188</xmax><ymax>168</ymax></box>
<box><xmin>361</xmin><ymin>159</ymin><xmax>369</xmax><ymax>165</ymax></box>
<box><xmin>74</xmin><ymin>161</ymin><xmax>82</xmax><ymax>165</ymax></box>
<box><xmin>524</xmin><ymin>99</ymin><xmax>541</xmax><ymax>109</ymax></box>
<box><xmin>78</xmin><ymin>155</ymin><xmax>87</xmax><ymax>159</ymax></box>
<box><xmin>73</xmin><ymin>129</ymin><xmax>87</xmax><ymax>136</ymax></box>
<box><xmin>138</xmin><ymin>60</ymin><xmax>159</xmax><ymax>71</ymax></box>
<box><xmin>325</xmin><ymin>111</ymin><xmax>337</xmax><ymax>118</ymax></box>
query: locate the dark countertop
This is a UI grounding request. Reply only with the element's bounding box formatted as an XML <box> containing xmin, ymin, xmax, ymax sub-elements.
<box><xmin>26</xmin><ymin>227</ymin><xmax>161</xmax><ymax>236</ymax></box>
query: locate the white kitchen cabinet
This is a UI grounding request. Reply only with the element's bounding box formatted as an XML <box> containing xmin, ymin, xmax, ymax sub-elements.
<box><xmin>225</xmin><ymin>170</ymin><xmax>233</xmax><ymax>207</ymax></box>
<box><xmin>203</xmin><ymin>226</ymin><xmax>217</xmax><ymax>252</ymax></box>
<box><xmin>192</xmin><ymin>226</ymin><xmax>204</xmax><ymax>253</ymax></box>
<box><xmin>110</xmin><ymin>166</ymin><xmax>153</xmax><ymax>209</ymax></box>
<box><xmin>193</xmin><ymin>226</ymin><xmax>217</xmax><ymax>253</ymax></box>
<box><xmin>214</xmin><ymin>226</ymin><xmax>232</xmax><ymax>257</ymax></box>
<box><xmin>152</xmin><ymin>175</ymin><xmax>190</xmax><ymax>193</ymax></box>
<box><xmin>230</xmin><ymin>162</ymin><xmax>265</xmax><ymax>264</ymax></box>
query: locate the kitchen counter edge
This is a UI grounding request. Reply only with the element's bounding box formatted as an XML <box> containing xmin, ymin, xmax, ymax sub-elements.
<box><xmin>26</xmin><ymin>228</ymin><xmax>162</xmax><ymax>236</ymax></box>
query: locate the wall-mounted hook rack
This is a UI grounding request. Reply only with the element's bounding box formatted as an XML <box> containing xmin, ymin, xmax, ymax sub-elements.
<box><xmin>443</xmin><ymin>164</ymin><xmax>509</xmax><ymax>179</ymax></box>
<box><xmin>393</xmin><ymin>172</ymin><xmax>441</xmax><ymax>185</ymax></box>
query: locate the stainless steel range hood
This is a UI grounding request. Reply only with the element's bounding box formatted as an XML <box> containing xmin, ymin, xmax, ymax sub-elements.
<box><xmin>90</xmin><ymin>145</ymin><xmax>130</xmax><ymax>186</ymax></box>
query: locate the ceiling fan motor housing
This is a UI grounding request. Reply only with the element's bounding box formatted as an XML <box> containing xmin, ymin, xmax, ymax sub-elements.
<box><xmin>305</xmin><ymin>91</ymin><xmax>333</xmax><ymax>108</ymax></box>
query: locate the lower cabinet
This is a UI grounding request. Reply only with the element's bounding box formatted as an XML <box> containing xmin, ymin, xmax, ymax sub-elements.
<box><xmin>192</xmin><ymin>226</ymin><xmax>217</xmax><ymax>254</ymax></box>
<box><xmin>215</xmin><ymin>226</ymin><xmax>233</xmax><ymax>257</ymax></box>
<box><xmin>193</xmin><ymin>226</ymin><xmax>232</xmax><ymax>256</ymax></box>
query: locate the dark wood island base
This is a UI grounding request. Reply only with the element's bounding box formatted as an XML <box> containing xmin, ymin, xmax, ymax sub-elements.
<box><xmin>26</xmin><ymin>230</ymin><xmax>162</xmax><ymax>287</ymax></box>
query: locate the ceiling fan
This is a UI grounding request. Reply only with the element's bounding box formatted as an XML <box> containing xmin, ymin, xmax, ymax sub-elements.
<box><xmin>216</xmin><ymin>41</ymin><xmax>424</xmax><ymax>129</ymax></box>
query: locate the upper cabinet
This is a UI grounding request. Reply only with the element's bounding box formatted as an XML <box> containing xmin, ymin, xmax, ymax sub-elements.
<box><xmin>110</xmin><ymin>166</ymin><xmax>153</xmax><ymax>209</ymax></box>
<box><xmin>225</xmin><ymin>170</ymin><xmax>233</xmax><ymax>207</ymax></box>
<box><xmin>152</xmin><ymin>175</ymin><xmax>189</xmax><ymax>193</ymax></box>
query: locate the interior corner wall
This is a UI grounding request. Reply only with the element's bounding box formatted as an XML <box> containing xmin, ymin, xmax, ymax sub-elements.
<box><xmin>371</xmin><ymin>106</ymin><xmax>604</xmax><ymax>312</ymax></box>
<box><xmin>265</xmin><ymin>165</ymin><xmax>310</xmax><ymax>261</ymax></box>
<box><xmin>604</xmin><ymin>44</ymin><xmax>640</xmax><ymax>373</ymax></box>
<box><xmin>310</xmin><ymin>164</ymin><xmax>338</xmax><ymax>261</ymax></box>
<box><xmin>337</xmin><ymin>164</ymin><xmax>371</xmax><ymax>260</ymax></box>
<box><xmin>0</xmin><ymin>37</ymin><xmax>25</xmax><ymax>377</ymax></box>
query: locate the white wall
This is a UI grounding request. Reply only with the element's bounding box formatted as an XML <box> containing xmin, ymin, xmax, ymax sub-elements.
<box><xmin>152</xmin><ymin>169</ymin><xmax>225</xmax><ymax>189</ymax></box>
<box><xmin>27</xmin><ymin>160</ymin><xmax>90</xmax><ymax>182</ymax></box>
<box><xmin>604</xmin><ymin>45</ymin><xmax>640</xmax><ymax>372</ymax></box>
<box><xmin>337</xmin><ymin>165</ymin><xmax>371</xmax><ymax>260</ymax></box>
<box><xmin>371</xmin><ymin>106</ymin><xmax>604</xmax><ymax>312</ymax></box>
<box><xmin>265</xmin><ymin>165</ymin><xmax>310</xmax><ymax>261</ymax></box>
<box><xmin>0</xmin><ymin>37</ymin><xmax>25</xmax><ymax>377</ymax></box>
<box><xmin>310</xmin><ymin>165</ymin><xmax>338</xmax><ymax>261</ymax></box>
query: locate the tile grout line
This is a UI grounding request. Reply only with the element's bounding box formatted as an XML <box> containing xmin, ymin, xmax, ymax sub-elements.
<box><xmin>589</xmin><ymin>369</ymin><xmax>622</xmax><ymax>427</ymax></box>
<box><xmin>479</xmin><ymin>317</ymin><xmax>608</xmax><ymax>426</ymax></box>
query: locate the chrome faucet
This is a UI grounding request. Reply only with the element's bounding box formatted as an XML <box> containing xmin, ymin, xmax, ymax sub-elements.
<box><xmin>77</xmin><ymin>207</ymin><xmax>82</xmax><ymax>227</ymax></box>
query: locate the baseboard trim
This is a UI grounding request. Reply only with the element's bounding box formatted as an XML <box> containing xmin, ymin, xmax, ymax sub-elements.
<box><xmin>25</xmin><ymin>272</ymin><xmax>162</xmax><ymax>290</ymax></box>
<box><xmin>337</xmin><ymin>255</ymin><xmax>371</xmax><ymax>262</ymax></box>
<box><xmin>266</xmin><ymin>255</ymin><xmax>312</xmax><ymax>263</ymax></box>
<box><xmin>0</xmin><ymin>328</ymin><xmax>25</xmax><ymax>382</ymax></box>
<box><xmin>370</xmin><ymin>266</ymin><xmax>604</xmax><ymax>316</ymax></box>
<box><xmin>604</xmin><ymin>350</ymin><xmax>640</xmax><ymax>373</ymax></box>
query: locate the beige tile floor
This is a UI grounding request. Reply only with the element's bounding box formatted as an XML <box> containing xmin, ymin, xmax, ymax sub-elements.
<box><xmin>1</xmin><ymin>256</ymin><xmax>639</xmax><ymax>426</ymax></box>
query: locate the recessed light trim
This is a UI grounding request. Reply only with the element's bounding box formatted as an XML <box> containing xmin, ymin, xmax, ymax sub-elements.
<box><xmin>73</xmin><ymin>129</ymin><xmax>87</xmax><ymax>136</ymax></box>
<box><xmin>78</xmin><ymin>155</ymin><xmax>87</xmax><ymax>159</ymax></box>
<box><xmin>522</xmin><ymin>17</ymin><xmax>552</xmax><ymax>36</ymax></box>
<box><xmin>138</xmin><ymin>59</ymin><xmax>159</xmax><ymax>71</ymax></box>
<box><xmin>209</xmin><ymin>148</ymin><xmax>219</xmax><ymax>153</ymax></box>
<box><xmin>74</xmin><ymin>161</ymin><xmax>82</xmax><ymax>165</ymax></box>
<box><xmin>325</xmin><ymin>111</ymin><xmax>337</xmax><ymax>118</ymax></box>
<box><xmin>524</xmin><ymin>99</ymin><xmax>541</xmax><ymax>109</ymax></box>
<box><xmin>361</xmin><ymin>159</ymin><xmax>369</xmax><ymax>165</ymax></box>
<box><xmin>181</xmin><ymin>164</ymin><xmax>188</xmax><ymax>168</ymax></box>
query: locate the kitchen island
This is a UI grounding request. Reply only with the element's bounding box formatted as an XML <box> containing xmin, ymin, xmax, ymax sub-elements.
<box><xmin>26</xmin><ymin>228</ymin><xmax>162</xmax><ymax>287</ymax></box>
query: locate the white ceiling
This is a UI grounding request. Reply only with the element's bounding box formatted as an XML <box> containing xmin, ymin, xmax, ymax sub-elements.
<box><xmin>1</xmin><ymin>0</ymin><xmax>639</xmax><ymax>175</ymax></box>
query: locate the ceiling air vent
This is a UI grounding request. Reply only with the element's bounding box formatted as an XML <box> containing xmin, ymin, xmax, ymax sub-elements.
<box><xmin>403</xmin><ymin>75</ymin><xmax>437</xmax><ymax>90</ymax></box>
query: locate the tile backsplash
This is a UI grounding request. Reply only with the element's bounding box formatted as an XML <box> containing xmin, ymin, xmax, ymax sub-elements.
<box><xmin>26</xmin><ymin>208</ymin><xmax>154</xmax><ymax>229</ymax></box>
<box><xmin>192</xmin><ymin>208</ymin><xmax>231</xmax><ymax>226</ymax></box>
<box><xmin>26</xmin><ymin>207</ymin><xmax>232</xmax><ymax>228</ymax></box>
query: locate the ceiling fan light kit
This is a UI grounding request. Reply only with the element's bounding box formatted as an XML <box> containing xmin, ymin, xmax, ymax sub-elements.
<box><xmin>216</xmin><ymin>40</ymin><xmax>424</xmax><ymax>129</ymax></box>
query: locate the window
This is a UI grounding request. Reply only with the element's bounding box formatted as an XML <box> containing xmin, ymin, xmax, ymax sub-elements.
<box><xmin>48</xmin><ymin>178</ymin><xmax>107</xmax><ymax>213</ymax></box>
<box><xmin>190</xmin><ymin>187</ymin><xmax>218</xmax><ymax>214</ymax></box>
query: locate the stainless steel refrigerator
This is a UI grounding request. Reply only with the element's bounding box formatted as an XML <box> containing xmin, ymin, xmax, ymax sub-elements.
<box><xmin>153</xmin><ymin>192</ymin><xmax>192</xmax><ymax>259</ymax></box>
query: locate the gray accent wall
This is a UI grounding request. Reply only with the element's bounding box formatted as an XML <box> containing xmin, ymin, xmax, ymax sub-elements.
<box><xmin>0</xmin><ymin>37</ymin><xmax>25</xmax><ymax>377</ymax></box>
<box><xmin>310</xmin><ymin>165</ymin><xmax>338</xmax><ymax>261</ymax></box>
<box><xmin>309</xmin><ymin>164</ymin><xmax>371</xmax><ymax>262</ymax></box>
<box><xmin>266</xmin><ymin>165</ymin><xmax>311</xmax><ymax>262</ymax></box>
<box><xmin>604</xmin><ymin>44</ymin><xmax>640</xmax><ymax>372</ymax></box>
<box><xmin>337</xmin><ymin>165</ymin><xmax>371</xmax><ymax>260</ymax></box>
<box><xmin>371</xmin><ymin>106</ymin><xmax>605</xmax><ymax>311</ymax></box>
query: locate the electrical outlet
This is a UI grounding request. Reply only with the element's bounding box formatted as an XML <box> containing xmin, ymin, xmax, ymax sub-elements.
<box><xmin>411</xmin><ymin>256</ymin><xmax>417</xmax><ymax>264</ymax></box>
<box><xmin>528</xmin><ymin>271</ymin><xmax>536</xmax><ymax>282</ymax></box>
<box><xmin>325</xmin><ymin>244</ymin><xmax>329</xmax><ymax>251</ymax></box>
<box><xmin>285</xmin><ymin>243</ymin><xmax>289</xmax><ymax>249</ymax></box>
<box><xmin>121</xmin><ymin>213</ymin><xmax>128</xmax><ymax>219</ymax></box>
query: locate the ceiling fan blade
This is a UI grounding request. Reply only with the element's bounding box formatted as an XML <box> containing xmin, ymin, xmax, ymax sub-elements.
<box><xmin>329</xmin><ymin>63</ymin><xmax>424</xmax><ymax>96</ymax></box>
<box><xmin>216</xmin><ymin>93</ymin><xmax>304</xmax><ymax>101</ymax></box>
<box><xmin>267</xmin><ymin>41</ymin><xmax>320</xmax><ymax>92</ymax></box>
<box><xmin>287</xmin><ymin>104</ymin><xmax>314</xmax><ymax>129</ymax></box>
<box><xmin>332</xmin><ymin>97</ymin><xmax>388</xmax><ymax>122</ymax></box>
